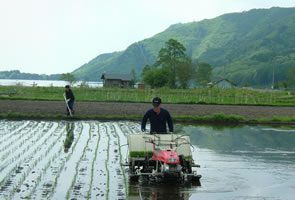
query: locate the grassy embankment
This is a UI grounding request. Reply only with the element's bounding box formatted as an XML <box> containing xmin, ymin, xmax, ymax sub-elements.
<box><xmin>1</xmin><ymin>85</ymin><xmax>295</xmax><ymax>123</ymax></box>
<box><xmin>1</xmin><ymin>85</ymin><xmax>295</xmax><ymax>105</ymax></box>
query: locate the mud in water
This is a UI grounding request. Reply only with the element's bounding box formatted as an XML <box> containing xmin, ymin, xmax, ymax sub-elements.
<box><xmin>0</xmin><ymin>120</ymin><xmax>295</xmax><ymax>200</ymax></box>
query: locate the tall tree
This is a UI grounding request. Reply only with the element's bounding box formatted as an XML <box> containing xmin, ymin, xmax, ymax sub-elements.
<box><xmin>176</xmin><ymin>57</ymin><xmax>195</xmax><ymax>89</ymax></box>
<box><xmin>195</xmin><ymin>62</ymin><xmax>212</xmax><ymax>85</ymax></box>
<box><xmin>142</xmin><ymin>67</ymin><xmax>169</xmax><ymax>88</ymax></box>
<box><xmin>141</xmin><ymin>64</ymin><xmax>151</xmax><ymax>79</ymax></box>
<box><xmin>60</xmin><ymin>73</ymin><xmax>77</xmax><ymax>86</ymax></box>
<box><xmin>156</xmin><ymin>39</ymin><xmax>187</xmax><ymax>88</ymax></box>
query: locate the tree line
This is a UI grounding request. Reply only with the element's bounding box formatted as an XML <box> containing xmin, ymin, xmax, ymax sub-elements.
<box><xmin>141</xmin><ymin>39</ymin><xmax>212</xmax><ymax>89</ymax></box>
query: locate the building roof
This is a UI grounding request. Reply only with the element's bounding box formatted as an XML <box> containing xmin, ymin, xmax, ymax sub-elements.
<box><xmin>214</xmin><ymin>78</ymin><xmax>231</xmax><ymax>84</ymax></box>
<box><xmin>209</xmin><ymin>78</ymin><xmax>234</xmax><ymax>85</ymax></box>
<box><xmin>208</xmin><ymin>78</ymin><xmax>236</xmax><ymax>87</ymax></box>
<box><xmin>101</xmin><ymin>73</ymin><xmax>133</xmax><ymax>81</ymax></box>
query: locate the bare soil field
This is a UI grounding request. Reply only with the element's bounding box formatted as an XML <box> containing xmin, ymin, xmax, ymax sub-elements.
<box><xmin>1</xmin><ymin>100</ymin><xmax>295</xmax><ymax>120</ymax></box>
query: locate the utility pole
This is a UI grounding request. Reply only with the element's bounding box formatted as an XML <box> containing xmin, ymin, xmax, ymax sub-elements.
<box><xmin>272</xmin><ymin>64</ymin><xmax>274</xmax><ymax>90</ymax></box>
<box><xmin>224</xmin><ymin>60</ymin><xmax>228</xmax><ymax>79</ymax></box>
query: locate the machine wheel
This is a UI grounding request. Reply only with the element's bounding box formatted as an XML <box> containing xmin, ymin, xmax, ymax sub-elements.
<box><xmin>187</xmin><ymin>161</ymin><xmax>192</xmax><ymax>173</ymax></box>
<box><xmin>179</xmin><ymin>155</ymin><xmax>192</xmax><ymax>174</ymax></box>
<box><xmin>142</xmin><ymin>154</ymin><xmax>150</xmax><ymax>173</ymax></box>
<box><xmin>179</xmin><ymin>155</ymin><xmax>185</xmax><ymax>166</ymax></box>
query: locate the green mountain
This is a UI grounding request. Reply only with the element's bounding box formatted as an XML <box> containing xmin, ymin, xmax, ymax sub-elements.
<box><xmin>73</xmin><ymin>7</ymin><xmax>295</xmax><ymax>86</ymax></box>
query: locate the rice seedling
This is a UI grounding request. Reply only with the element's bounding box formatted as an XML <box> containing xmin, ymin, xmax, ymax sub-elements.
<box><xmin>47</xmin><ymin>122</ymin><xmax>84</xmax><ymax>200</ymax></box>
<box><xmin>0</xmin><ymin>121</ymin><xmax>37</xmax><ymax>156</ymax></box>
<box><xmin>26</xmin><ymin>134</ymin><xmax>65</xmax><ymax>199</ymax></box>
<box><xmin>0</xmin><ymin>121</ymin><xmax>28</xmax><ymax>145</ymax></box>
<box><xmin>104</xmin><ymin>124</ymin><xmax>111</xmax><ymax>200</ymax></box>
<box><xmin>0</xmin><ymin>122</ymin><xmax>50</xmax><ymax>172</ymax></box>
<box><xmin>86</xmin><ymin>122</ymin><xmax>101</xmax><ymax>199</ymax></box>
<box><xmin>112</xmin><ymin>124</ymin><xmax>128</xmax><ymax>196</ymax></box>
<box><xmin>0</xmin><ymin>122</ymin><xmax>62</xmax><ymax>199</ymax></box>
<box><xmin>66</xmin><ymin>122</ymin><xmax>93</xmax><ymax>200</ymax></box>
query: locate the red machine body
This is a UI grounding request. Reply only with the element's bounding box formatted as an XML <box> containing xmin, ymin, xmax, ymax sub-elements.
<box><xmin>152</xmin><ymin>149</ymin><xmax>180</xmax><ymax>164</ymax></box>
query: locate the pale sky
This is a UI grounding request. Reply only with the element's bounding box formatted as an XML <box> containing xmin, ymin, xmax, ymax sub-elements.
<box><xmin>0</xmin><ymin>0</ymin><xmax>294</xmax><ymax>75</ymax></box>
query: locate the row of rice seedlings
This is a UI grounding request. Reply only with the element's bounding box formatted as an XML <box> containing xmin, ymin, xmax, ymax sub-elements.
<box><xmin>23</xmin><ymin>123</ymin><xmax>67</xmax><ymax>199</ymax></box>
<box><xmin>86</xmin><ymin>122</ymin><xmax>101</xmax><ymax>199</ymax></box>
<box><xmin>116</xmin><ymin>123</ymin><xmax>132</xmax><ymax>163</ymax></box>
<box><xmin>0</xmin><ymin>122</ymin><xmax>46</xmax><ymax>181</ymax></box>
<box><xmin>0</xmin><ymin>122</ymin><xmax>50</xmax><ymax>173</ymax></box>
<box><xmin>104</xmin><ymin>124</ymin><xmax>111</xmax><ymax>200</ymax></box>
<box><xmin>0</xmin><ymin>121</ymin><xmax>40</xmax><ymax>159</ymax></box>
<box><xmin>127</xmin><ymin>121</ymin><xmax>142</xmax><ymax>134</ymax></box>
<box><xmin>117</xmin><ymin>122</ymin><xmax>128</xmax><ymax>137</ymax></box>
<box><xmin>47</xmin><ymin>122</ymin><xmax>84</xmax><ymax>200</ymax></box>
<box><xmin>0</xmin><ymin>120</ymin><xmax>28</xmax><ymax>142</ymax></box>
<box><xmin>0</xmin><ymin>121</ymin><xmax>37</xmax><ymax>156</ymax></box>
<box><xmin>118</xmin><ymin>122</ymin><xmax>130</xmax><ymax>137</ymax></box>
<box><xmin>66</xmin><ymin>122</ymin><xmax>94</xmax><ymax>199</ymax></box>
<box><xmin>112</xmin><ymin>124</ymin><xmax>128</xmax><ymax>196</ymax></box>
<box><xmin>88</xmin><ymin>123</ymin><xmax>109</xmax><ymax>199</ymax></box>
<box><xmin>29</xmin><ymin>122</ymin><xmax>78</xmax><ymax>199</ymax></box>
<box><xmin>0</xmin><ymin>121</ymin><xmax>5</xmax><ymax>134</ymax></box>
<box><xmin>51</xmin><ymin>122</ymin><xmax>92</xmax><ymax>199</ymax></box>
<box><xmin>118</xmin><ymin>121</ymin><xmax>140</xmax><ymax>136</ymax></box>
<box><xmin>27</xmin><ymin>148</ymin><xmax>63</xmax><ymax>199</ymax></box>
<box><xmin>0</xmin><ymin>120</ymin><xmax>26</xmax><ymax>134</ymax></box>
<box><xmin>107</xmin><ymin>123</ymin><xmax>129</xmax><ymax>200</ymax></box>
<box><xmin>0</xmin><ymin>122</ymin><xmax>61</xmax><ymax>199</ymax></box>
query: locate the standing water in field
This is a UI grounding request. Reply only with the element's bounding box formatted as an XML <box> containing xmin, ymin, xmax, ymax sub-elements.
<box><xmin>0</xmin><ymin>120</ymin><xmax>295</xmax><ymax>200</ymax></box>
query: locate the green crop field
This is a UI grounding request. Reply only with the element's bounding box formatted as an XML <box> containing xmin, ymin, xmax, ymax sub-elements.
<box><xmin>1</xmin><ymin>85</ymin><xmax>295</xmax><ymax>106</ymax></box>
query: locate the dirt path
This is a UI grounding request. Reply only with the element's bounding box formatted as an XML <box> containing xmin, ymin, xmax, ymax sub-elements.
<box><xmin>1</xmin><ymin>100</ymin><xmax>295</xmax><ymax>119</ymax></box>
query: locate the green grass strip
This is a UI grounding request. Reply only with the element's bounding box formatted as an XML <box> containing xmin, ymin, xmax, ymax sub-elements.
<box><xmin>1</xmin><ymin>111</ymin><xmax>295</xmax><ymax>125</ymax></box>
<box><xmin>1</xmin><ymin>86</ymin><xmax>295</xmax><ymax>106</ymax></box>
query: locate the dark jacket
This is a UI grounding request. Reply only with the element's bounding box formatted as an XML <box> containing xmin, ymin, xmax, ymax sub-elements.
<box><xmin>65</xmin><ymin>89</ymin><xmax>75</xmax><ymax>102</ymax></box>
<box><xmin>141</xmin><ymin>108</ymin><xmax>173</xmax><ymax>134</ymax></box>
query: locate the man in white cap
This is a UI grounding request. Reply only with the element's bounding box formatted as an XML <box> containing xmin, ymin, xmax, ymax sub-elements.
<box><xmin>141</xmin><ymin>97</ymin><xmax>173</xmax><ymax>134</ymax></box>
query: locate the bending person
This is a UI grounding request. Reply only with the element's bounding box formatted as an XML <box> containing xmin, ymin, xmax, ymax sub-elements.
<box><xmin>64</xmin><ymin>85</ymin><xmax>75</xmax><ymax>115</ymax></box>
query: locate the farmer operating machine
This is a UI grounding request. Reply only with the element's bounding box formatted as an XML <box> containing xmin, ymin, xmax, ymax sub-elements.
<box><xmin>123</xmin><ymin>133</ymin><xmax>201</xmax><ymax>183</ymax></box>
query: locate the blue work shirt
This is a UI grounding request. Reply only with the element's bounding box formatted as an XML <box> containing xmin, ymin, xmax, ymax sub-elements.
<box><xmin>141</xmin><ymin>108</ymin><xmax>174</xmax><ymax>134</ymax></box>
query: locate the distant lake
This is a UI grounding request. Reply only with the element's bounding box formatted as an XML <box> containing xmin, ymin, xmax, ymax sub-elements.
<box><xmin>0</xmin><ymin>79</ymin><xmax>103</xmax><ymax>88</ymax></box>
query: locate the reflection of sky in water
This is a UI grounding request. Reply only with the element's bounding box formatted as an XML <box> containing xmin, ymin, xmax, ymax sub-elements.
<box><xmin>192</xmin><ymin>146</ymin><xmax>295</xmax><ymax>200</ymax></box>
<box><xmin>130</xmin><ymin>124</ymin><xmax>295</xmax><ymax>200</ymax></box>
<box><xmin>260</xmin><ymin>127</ymin><xmax>295</xmax><ymax>132</ymax></box>
<box><xmin>178</xmin><ymin>124</ymin><xmax>295</xmax><ymax>153</ymax></box>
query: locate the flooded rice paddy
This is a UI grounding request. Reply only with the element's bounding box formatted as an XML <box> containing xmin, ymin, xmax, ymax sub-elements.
<box><xmin>0</xmin><ymin>120</ymin><xmax>295</xmax><ymax>200</ymax></box>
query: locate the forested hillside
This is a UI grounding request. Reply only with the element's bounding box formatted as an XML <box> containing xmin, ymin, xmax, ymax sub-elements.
<box><xmin>73</xmin><ymin>7</ymin><xmax>295</xmax><ymax>87</ymax></box>
<box><xmin>0</xmin><ymin>70</ymin><xmax>60</xmax><ymax>80</ymax></box>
